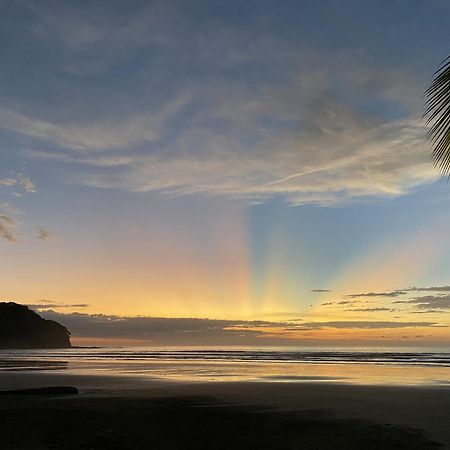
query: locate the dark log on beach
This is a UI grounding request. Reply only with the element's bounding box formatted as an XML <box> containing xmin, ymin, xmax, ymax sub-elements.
<box><xmin>0</xmin><ymin>386</ymin><xmax>79</xmax><ymax>395</ymax></box>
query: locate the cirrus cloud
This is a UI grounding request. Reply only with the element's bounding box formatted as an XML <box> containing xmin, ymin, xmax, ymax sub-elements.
<box><xmin>0</xmin><ymin>1</ymin><xmax>438</xmax><ymax>207</ymax></box>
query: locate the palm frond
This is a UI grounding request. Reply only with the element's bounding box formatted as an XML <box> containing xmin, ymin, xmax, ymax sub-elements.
<box><xmin>424</xmin><ymin>56</ymin><xmax>450</xmax><ymax>176</ymax></box>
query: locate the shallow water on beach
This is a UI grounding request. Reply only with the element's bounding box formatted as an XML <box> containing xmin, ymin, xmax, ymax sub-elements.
<box><xmin>0</xmin><ymin>347</ymin><xmax>449</xmax><ymax>386</ymax></box>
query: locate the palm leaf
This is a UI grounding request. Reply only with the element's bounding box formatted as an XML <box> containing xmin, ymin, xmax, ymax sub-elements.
<box><xmin>424</xmin><ymin>56</ymin><xmax>450</xmax><ymax>176</ymax></box>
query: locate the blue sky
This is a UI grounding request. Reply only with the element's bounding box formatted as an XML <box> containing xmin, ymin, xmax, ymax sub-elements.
<box><xmin>1</xmin><ymin>0</ymin><xmax>450</xmax><ymax>345</ymax></box>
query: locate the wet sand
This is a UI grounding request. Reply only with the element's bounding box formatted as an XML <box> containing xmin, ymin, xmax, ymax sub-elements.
<box><xmin>0</xmin><ymin>373</ymin><xmax>448</xmax><ymax>449</ymax></box>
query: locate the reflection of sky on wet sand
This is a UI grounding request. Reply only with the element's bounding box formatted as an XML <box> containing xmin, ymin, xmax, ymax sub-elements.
<box><xmin>99</xmin><ymin>361</ymin><xmax>450</xmax><ymax>387</ymax></box>
<box><xmin>1</xmin><ymin>348</ymin><xmax>449</xmax><ymax>387</ymax></box>
<box><xmin>0</xmin><ymin>359</ymin><xmax>68</xmax><ymax>371</ymax></box>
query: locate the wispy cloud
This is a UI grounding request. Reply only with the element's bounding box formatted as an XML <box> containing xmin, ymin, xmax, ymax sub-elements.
<box><xmin>323</xmin><ymin>286</ymin><xmax>450</xmax><ymax>314</ymax></box>
<box><xmin>0</xmin><ymin>2</ymin><xmax>438</xmax><ymax>207</ymax></box>
<box><xmin>27</xmin><ymin>302</ymin><xmax>89</xmax><ymax>310</ymax></box>
<box><xmin>0</xmin><ymin>202</ymin><xmax>19</xmax><ymax>215</ymax></box>
<box><xmin>0</xmin><ymin>215</ymin><xmax>19</xmax><ymax>243</ymax></box>
<box><xmin>295</xmin><ymin>321</ymin><xmax>440</xmax><ymax>330</ymax></box>
<box><xmin>345</xmin><ymin>307</ymin><xmax>393</xmax><ymax>313</ymax></box>
<box><xmin>345</xmin><ymin>290</ymin><xmax>408</xmax><ymax>298</ymax></box>
<box><xmin>17</xmin><ymin>172</ymin><xmax>36</xmax><ymax>193</ymax></box>
<box><xmin>0</xmin><ymin>173</ymin><xmax>37</xmax><ymax>195</ymax></box>
<box><xmin>344</xmin><ymin>286</ymin><xmax>450</xmax><ymax>300</ymax></box>
<box><xmin>395</xmin><ymin>295</ymin><xmax>450</xmax><ymax>311</ymax></box>
<box><xmin>0</xmin><ymin>178</ymin><xmax>17</xmax><ymax>187</ymax></box>
<box><xmin>35</xmin><ymin>225</ymin><xmax>54</xmax><ymax>241</ymax></box>
<box><xmin>409</xmin><ymin>286</ymin><xmax>450</xmax><ymax>292</ymax></box>
<box><xmin>31</xmin><ymin>109</ymin><xmax>434</xmax><ymax>207</ymax></box>
<box><xmin>0</xmin><ymin>173</ymin><xmax>41</xmax><ymax>243</ymax></box>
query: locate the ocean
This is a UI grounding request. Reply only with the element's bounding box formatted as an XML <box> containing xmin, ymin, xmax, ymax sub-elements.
<box><xmin>1</xmin><ymin>347</ymin><xmax>449</xmax><ymax>386</ymax></box>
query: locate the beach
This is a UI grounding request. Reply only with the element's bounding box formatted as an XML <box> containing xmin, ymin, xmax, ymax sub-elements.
<box><xmin>0</xmin><ymin>371</ymin><xmax>449</xmax><ymax>449</ymax></box>
<box><xmin>2</xmin><ymin>1</ymin><xmax>450</xmax><ymax>448</ymax></box>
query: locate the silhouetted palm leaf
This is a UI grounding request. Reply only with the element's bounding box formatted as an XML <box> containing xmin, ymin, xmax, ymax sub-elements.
<box><xmin>424</xmin><ymin>56</ymin><xmax>450</xmax><ymax>176</ymax></box>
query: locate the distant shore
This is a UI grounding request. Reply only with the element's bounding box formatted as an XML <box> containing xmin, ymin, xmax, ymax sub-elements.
<box><xmin>0</xmin><ymin>372</ymin><xmax>449</xmax><ymax>449</ymax></box>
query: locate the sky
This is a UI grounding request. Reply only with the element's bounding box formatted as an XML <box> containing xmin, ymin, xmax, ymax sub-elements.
<box><xmin>1</xmin><ymin>0</ymin><xmax>450</xmax><ymax>346</ymax></box>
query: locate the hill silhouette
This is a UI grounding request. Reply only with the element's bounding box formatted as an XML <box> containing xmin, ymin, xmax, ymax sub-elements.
<box><xmin>0</xmin><ymin>302</ymin><xmax>71</xmax><ymax>349</ymax></box>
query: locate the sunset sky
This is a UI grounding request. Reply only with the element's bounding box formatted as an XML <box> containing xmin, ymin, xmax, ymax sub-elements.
<box><xmin>1</xmin><ymin>0</ymin><xmax>450</xmax><ymax>346</ymax></box>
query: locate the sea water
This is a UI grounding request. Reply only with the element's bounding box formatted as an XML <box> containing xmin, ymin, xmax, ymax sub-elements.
<box><xmin>1</xmin><ymin>346</ymin><xmax>449</xmax><ymax>386</ymax></box>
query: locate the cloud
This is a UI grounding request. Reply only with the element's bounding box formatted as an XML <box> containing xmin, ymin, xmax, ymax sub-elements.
<box><xmin>17</xmin><ymin>172</ymin><xmax>36</xmax><ymax>193</ymax></box>
<box><xmin>296</xmin><ymin>321</ymin><xmax>440</xmax><ymax>330</ymax></box>
<box><xmin>34</xmin><ymin>309</ymin><xmax>441</xmax><ymax>345</ymax></box>
<box><xmin>345</xmin><ymin>290</ymin><xmax>408</xmax><ymax>298</ymax></box>
<box><xmin>0</xmin><ymin>201</ymin><xmax>21</xmax><ymax>243</ymax></box>
<box><xmin>0</xmin><ymin>173</ymin><xmax>36</xmax><ymax>194</ymax></box>
<box><xmin>345</xmin><ymin>307</ymin><xmax>393</xmax><ymax>312</ymax></box>
<box><xmin>35</xmin><ymin>225</ymin><xmax>54</xmax><ymax>241</ymax></box>
<box><xmin>320</xmin><ymin>300</ymin><xmax>362</xmax><ymax>307</ymax></box>
<box><xmin>343</xmin><ymin>286</ymin><xmax>450</xmax><ymax>304</ymax></box>
<box><xmin>0</xmin><ymin>94</ymin><xmax>189</xmax><ymax>151</ymax></box>
<box><xmin>44</xmin><ymin>110</ymin><xmax>434</xmax><ymax>207</ymax></box>
<box><xmin>0</xmin><ymin>173</ymin><xmax>36</xmax><ymax>195</ymax></box>
<box><xmin>39</xmin><ymin>310</ymin><xmax>272</xmax><ymax>342</ymax></box>
<box><xmin>0</xmin><ymin>202</ymin><xmax>19</xmax><ymax>215</ymax></box>
<box><xmin>311</xmin><ymin>289</ymin><xmax>331</xmax><ymax>293</ymax></box>
<box><xmin>0</xmin><ymin>215</ymin><xmax>19</xmax><ymax>243</ymax></box>
<box><xmin>0</xmin><ymin>2</ymin><xmax>439</xmax><ymax>207</ymax></box>
<box><xmin>395</xmin><ymin>295</ymin><xmax>450</xmax><ymax>311</ymax></box>
<box><xmin>408</xmin><ymin>286</ymin><xmax>450</xmax><ymax>292</ymax></box>
<box><xmin>0</xmin><ymin>178</ymin><xmax>17</xmax><ymax>186</ymax></box>
<box><xmin>27</xmin><ymin>303</ymin><xmax>89</xmax><ymax>310</ymax></box>
<box><xmin>0</xmin><ymin>177</ymin><xmax>43</xmax><ymax>243</ymax></box>
<box><xmin>0</xmin><ymin>175</ymin><xmax>41</xmax><ymax>243</ymax></box>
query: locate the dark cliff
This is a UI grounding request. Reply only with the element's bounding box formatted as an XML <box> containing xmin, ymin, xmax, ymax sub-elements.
<box><xmin>0</xmin><ymin>302</ymin><xmax>71</xmax><ymax>349</ymax></box>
